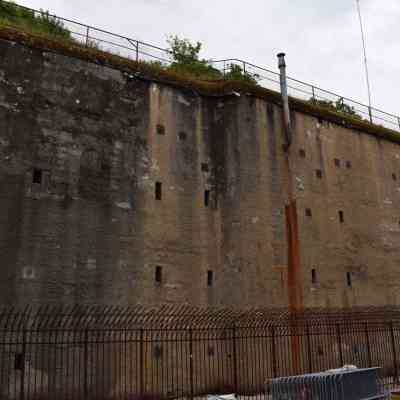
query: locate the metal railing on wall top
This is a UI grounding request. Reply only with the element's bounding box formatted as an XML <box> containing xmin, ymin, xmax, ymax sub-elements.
<box><xmin>0</xmin><ymin>0</ymin><xmax>399</xmax><ymax>132</ymax></box>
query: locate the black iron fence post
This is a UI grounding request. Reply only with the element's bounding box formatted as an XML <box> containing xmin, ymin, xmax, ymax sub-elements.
<box><xmin>189</xmin><ymin>329</ymin><xmax>194</xmax><ymax>400</ymax></box>
<box><xmin>306</xmin><ymin>325</ymin><xmax>312</xmax><ymax>373</ymax></box>
<box><xmin>140</xmin><ymin>328</ymin><xmax>144</xmax><ymax>397</ymax></box>
<box><xmin>336</xmin><ymin>324</ymin><xmax>344</xmax><ymax>366</ymax></box>
<box><xmin>232</xmin><ymin>326</ymin><xmax>238</xmax><ymax>395</ymax></box>
<box><xmin>20</xmin><ymin>328</ymin><xmax>27</xmax><ymax>400</ymax></box>
<box><xmin>84</xmin><ymin>329</ymin><xmax>88</xmax><ymax>398</ymax></box>
<box><xmin>271</xmin><ymin>326</ymin><xmax>277</xmax><ymax>378</ymax></box>
<box><xmin>136</xmin><ymin>41</ymin><xmax>139</xmax><ymax>63</ymax></box>
<box><xmin>390</xmin><ymin>321</ymin><xmax>399</xmax><ymax>384</ymax></box>
<box><xmin>365</xmin><ymin>323</ymin><xmax>372</xmax><ymax>368</ymax></box>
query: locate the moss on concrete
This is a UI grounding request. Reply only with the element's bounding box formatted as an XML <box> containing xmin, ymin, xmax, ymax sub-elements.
<box><xmin>0</xmin><ymin>23</ymin><xmax>398</xmax><ymax>144</ymax></box>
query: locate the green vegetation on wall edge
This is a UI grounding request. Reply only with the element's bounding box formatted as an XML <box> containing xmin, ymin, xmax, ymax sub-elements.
<box><xmin>0</xmin><ymin>23</ymin><xmax>398</xmax><ymax>145</ymax></box>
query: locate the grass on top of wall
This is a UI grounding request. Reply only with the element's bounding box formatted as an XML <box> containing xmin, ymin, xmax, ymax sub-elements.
<box><xmin>0</xmin><ymin>21</ymin><xmax>398</xmax><ymax>145</ymax></box>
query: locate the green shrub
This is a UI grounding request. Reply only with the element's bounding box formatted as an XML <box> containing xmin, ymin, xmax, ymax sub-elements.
<box><xmin>309</xmin><ymin>98</ymin><xmax>362</xmax><ymax>120</ymax></box>
<box><xmin>224</xmin><ymin>63</ymin><xmax>259</xmax><ymax>84</ymax></box>
<box><xmin>166</xmin><ymin>35</ymin><xmax>259</xmax><ymax>83</ymax></box>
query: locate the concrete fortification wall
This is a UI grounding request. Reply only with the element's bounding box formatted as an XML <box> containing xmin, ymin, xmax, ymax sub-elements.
<box><xmin>0</xmin><ymin>37</ymin><xmax>399</xmax><ymax>308</ymax></box>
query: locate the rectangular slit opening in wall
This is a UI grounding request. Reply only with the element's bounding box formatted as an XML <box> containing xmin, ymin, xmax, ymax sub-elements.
<box><xmin>316</xmin><ymin>170</ymin><xmax>322</xmax><ymax>179</ymax></box>
<box><xmin>334</xmin><ymin>158</ymin><xmax>341</xmax><ymax>168</ymax></box>
<box><xmin>155</xmin><ymin>182</ymin><xmax>162</xmax><ymax>200</ymax></box>
<box><xmin>346</xmin><ymin>161</ymin><xmax>352</xmax><ymax>169</ymax></box>
<box><xmin>201</xmin><ymin>163</ymin><xmax>209</xmax><ymax>172</ymax></box>
<box><xmin>339</xmin><ymin>210</ymin><xmax>344</xmax><ymax>223</ymax></box>
<box><xmin>207</xmin><ymin>270</ymin><xmax>213</xmax><ymax>287</ymax></box>
<box><xmin>204</xmin><ymin>190</ymin><xmax>210</xmax><ymax>207</ymax></box>
<box><xmin>33</xmin><ymin>168</ymin><xmax>42</xmax><ymax>184</ymax></box>
<box><xmin>156</xmin><ymin>124</ymin><xmax>165</xmax><ymax>135</ymax></box>
<box><xmin>347</xmin><ymin>272</ymin><xmax>352</xmax><ymax>288</ymax></box>
<box><xmin>155</xmin><ymin>266</ymin><xmax>162</xmax><ymax>284</ymax></box>
<box><xmin>312</xmin><ymin>269</ymin><xmax>317</xmax><ymax>284</ymax></box>
<box><xmin>393</xmin><ymin>173</ymin><xmax>397</xmax><ymax>181</ymax></box>
<box><xmin>299</xmin><ymin>149</ymin><xmax>306</xmax><ymax>158</ymax></box>
<box><xmin>306</xmin><ymin>208</ymin><xmax>312</xmax><ymax>217</ymax></box>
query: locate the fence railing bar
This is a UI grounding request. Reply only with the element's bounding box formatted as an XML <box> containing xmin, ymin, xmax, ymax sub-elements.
<box><xmin>212</xmin><ymin>59</ymin><xmax>398</xmax><ymax>120</ymax></box>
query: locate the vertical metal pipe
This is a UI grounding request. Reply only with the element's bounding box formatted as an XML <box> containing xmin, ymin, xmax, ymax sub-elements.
<box><xmin>277</xmin><ymin>53</ymin><xmax>292</xmax><ymax>149</ymax></box>
<box><xmin>85</xmin><ymin>26</ymin><xmax>90</xmax><ymax>47</ymax></box>
<box><xmin>136</xmin><ymin>41</ymin><xmax>139</xmax><ymax>63</ymax></box>
<box><xmin>368</xmin><ymin>106</ymin><xmax>373</xmax><ymax>124</ymax></box>
<box><xmin>356</xmin><ymin>0</ymin><xmax>373</xmax><ymax>119</ymax></box>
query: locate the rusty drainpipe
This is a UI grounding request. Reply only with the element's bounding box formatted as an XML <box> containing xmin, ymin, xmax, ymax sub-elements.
<box><xmin>278</xmin><ymin>52</ymin><xmax>303</xmax><ymax>374</ymax></box>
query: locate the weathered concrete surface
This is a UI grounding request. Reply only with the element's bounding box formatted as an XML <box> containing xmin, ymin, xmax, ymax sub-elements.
<box><xmin>0</xmin><ymin>38</ymin><xmax>399</xmax><ymax>308</ymax></box>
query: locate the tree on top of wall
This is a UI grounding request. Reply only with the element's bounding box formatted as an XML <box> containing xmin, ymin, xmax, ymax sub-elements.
<box><xmin>167</xmin><ymin>35</ymin><xmax>259</xmax><ymax>84</ymax></box>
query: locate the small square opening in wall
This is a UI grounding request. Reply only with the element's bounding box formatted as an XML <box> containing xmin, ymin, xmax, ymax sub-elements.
<box><xmin>201</xmin><ymin>163</ymin><xmax>209</xmax><ymax>172</ymax></box>
<box><xmin>178</xmin><ymin>131</ymin><xmax>187</xmax><ymax>141</ymax></box>
<box><xmin>32</xmin><ymin>168</ymin><xmax>42</xmax><ymax>184</ymax></box>
<box><xmin>339</xmin><ymin>210</ymin><xmax>344</xmax><ymax>223</ymax></box>
<box><xmin>305</xmin><ymin>208</ymin><xmax>312</xmax><ymax>217</ymax></box>
<box><xmin>392</xmin><ymin>173</ymin><xmax>397</xmax><ymax>181</ymax></box>
<box><xmin>334</xmin><ymin>158</ymin><xmax>341</xmax><ymax>168</ymax></box>
<box><xmin>346</xmin><ymin>271</ymin><xmax>352</xmax><ymax>288</ymax></box>
<box><xmin>312</xmin><ymin>269</ymin><xmax>317</xmax><ymax>284</ymax></box>
<box><xmin>346</xmin><ymin>161</ymin><xmax>352</xmax><ymax>169</ymax></box>
<box><xmin>155</xmin><ymin>266</ymin><xmax>162</xmax><ymax>284</ymax></box>
<box><xmin>204</xmin><ymin>190</ymin><xmax>210</xmax><ymax>207</ymax></box>
<box><xmin>316</xmin><ymin>169</ymin><xmax>322</xmax><ymax>179</ymax></box>
<box><xmin>156</xmin><ymin>124</ymin><xmax>165</xmax><ymax>135</ymax></box>
<box><xmin>207</xmin><ymin>270</ymin><xmax>214</xmax><ymax>287</ymax></box>
<box><xmin>299</xmin><ymin>149</ymin><xmax>306</xmax><ymax>158</ymax></box>
<box><xmin>155</xmin><ymin>182</ymin><xmax>162</xmax><ymax>200</ymax></box>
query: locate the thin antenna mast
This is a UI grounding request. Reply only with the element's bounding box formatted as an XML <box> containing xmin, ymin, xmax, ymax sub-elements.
<box><xmin>356</xmin><ymin>0</ymin><xmax>373</xmax><ymax>122</ymax></box>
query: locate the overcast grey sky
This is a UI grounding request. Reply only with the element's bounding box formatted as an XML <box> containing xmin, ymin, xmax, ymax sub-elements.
<box><xmin>16</xmin><ymin>0</ymin><xmax>399</xmax><ymax>116</ymax></box>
